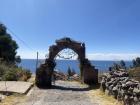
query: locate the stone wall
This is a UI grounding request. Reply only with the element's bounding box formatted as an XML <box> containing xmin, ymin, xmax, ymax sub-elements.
<box><xmin>100</xmin><ymin>69</ymin><xmax>140</xmax><ymax>105</ymax></box>
<box><xmin>82</xmin><ymin>59</ymin><xmax>98</xmax><ymax>84</ymax></box>
<box><xmin>83</xmin><ymin>66</ymin><xmax>98</xmax><ymax>84</ymax></box>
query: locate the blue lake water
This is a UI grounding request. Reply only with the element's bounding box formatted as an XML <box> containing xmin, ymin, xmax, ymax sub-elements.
<box><xmin>18</xmin><ymin>59</ymin><xmax>133</xmax><ymax>74</ymax></box>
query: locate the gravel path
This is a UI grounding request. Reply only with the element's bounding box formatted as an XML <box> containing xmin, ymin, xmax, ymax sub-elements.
<box><xmin>17</xmin><ymin>80</ymin><xmax>99</xmax><ymax>105</ymax></box>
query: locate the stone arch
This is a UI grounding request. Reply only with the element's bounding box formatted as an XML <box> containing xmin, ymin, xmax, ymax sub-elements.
<box><xmin>36</xmin><ymin>37</ymin><xmax>98</xmax><ymax>88</ymax></box>
<box><xmin>48</xmin><ymin>37</ymin><xmax>85</xmax><ymax>60</ymax></box>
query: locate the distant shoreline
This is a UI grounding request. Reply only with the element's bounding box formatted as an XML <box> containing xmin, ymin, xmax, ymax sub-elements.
<box><xmin>21</xmin><ymin>58</ymin><xmax>132</xmax><ymax>62</ymax></box>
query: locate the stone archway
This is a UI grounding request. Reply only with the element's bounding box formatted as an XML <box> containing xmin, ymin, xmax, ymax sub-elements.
<box><xmin>36</xmin><ymin>37</ymin><xmax>98</xmax><ymax>87</ymax></box>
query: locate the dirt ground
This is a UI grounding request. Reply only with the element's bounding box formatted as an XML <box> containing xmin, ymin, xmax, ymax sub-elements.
<box><xmin>0</xmin><ymin>80</ymin><xmax>122</xmax><ymax>105</ymax></box>
<box><xmin>88</xmin><ymin>89</ymin><xmax>122</xmax><ymax>105</ymax></box>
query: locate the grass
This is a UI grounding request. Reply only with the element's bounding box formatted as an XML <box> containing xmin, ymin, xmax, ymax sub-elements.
<box><xmin>27</xmin><ymin>74</ymin><xmax>35</xmax><ymax>83</ymax></box>
<box><xmin>88</xmin><ymin>89</ymin><xmax>122</xmax><ymax>105</ymax></box>
<box><xmin>0</xmin><ymin>94</ymin><xmax>25</xmax><ymax>105</ymax></box>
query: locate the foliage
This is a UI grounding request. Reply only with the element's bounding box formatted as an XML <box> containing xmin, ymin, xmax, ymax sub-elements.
<box><xmin>133</xmin><ymin>57</ymin><xmax>140</xmax><ymax>67</ymax></box>
<box><xmin>110</xmin><ymin>60</ymin><xmax>126</xmax><ymax>71</ymax></box>
<box><xmin>67</xmin><ymin>66</ymin><xmax>72</xmax><ymax>76</ymax></box>
<box><xmin>128</xmin><ymin>57</ymin><xmax>140</xmax><ymax>81</ymax></box>
<box><xmin>128</xmin><ymin>67</ymin><xmax>140</xmax><ymax>82</ymax></box>
<box><xmin>120</xmin><ymin>60</ymin><xmax>126</xmax><ymax>69</ymax></box>
<box><xmin>71</xmin><ymin>68</ymin><xmax>76</xmax><ymax>75</ymax></box>
<box><xmin>67</xmin><ymin>66</ymin><xmax>76</xmax><ymax>77</ymax></box>
<box><xmin>0</xmin><ymin>23</ymin><xmax>20</xmax><ymax>64</ymax></box>
<box><xmin>0</xmin><ymin>63</ymin><xmax>32</xmax><ymax>81</ymax></box>
<box><xmin>111</xmin><ymin>63</ymin><xmax>121</xmax><ymax>71</ymax></box>
<box><xmin>3</xmin><ymin>69</ymin><xmax>18</xmax><ymax>81</ymax></box>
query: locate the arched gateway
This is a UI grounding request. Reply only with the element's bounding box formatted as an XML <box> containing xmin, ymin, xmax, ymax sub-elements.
<box><xmin>36</xmin><ymin>37</ymin><xmax>98</xmax><ymax>87</ymax></box>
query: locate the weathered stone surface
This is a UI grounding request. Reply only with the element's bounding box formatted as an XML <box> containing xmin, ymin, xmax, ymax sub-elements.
<box><xmin>36</xmin><ymin>37</ymin><xmax>98</xmax><ymax>87</ymax></box>
<box><xmin>0</xmin><ymin>81</ymin><xmax>33</xmax><ymax>94</ymax></box>
<box><xmin>100</xmin><ymin>69</ymin><xmax>140</xmax><ymax>105</ymax></box>
<box><xmin>17</xmin><ymin>81</ymin><xmax>96</xmax><ymax>105</ymax></box>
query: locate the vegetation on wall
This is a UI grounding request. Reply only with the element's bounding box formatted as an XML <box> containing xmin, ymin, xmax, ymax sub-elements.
<box><xmin>108</xmin><ymin>58</ymin><xmax>140</xmax><ymax>82</ymax></box>
<box><xmin>109</xmin><ymin>60</ymin><xmax>126</xmax><ymax>71</ymax></box>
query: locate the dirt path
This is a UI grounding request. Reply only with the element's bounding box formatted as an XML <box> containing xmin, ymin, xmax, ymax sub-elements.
<box><xmin>0</xmin><ymin>80</ymin><xmax>122</xmax><ymax>105</ymax></box>
<box><xmin>16</xmin><ymin>80</ymin><xmax>98</xmax><ymax>105</ymax></box>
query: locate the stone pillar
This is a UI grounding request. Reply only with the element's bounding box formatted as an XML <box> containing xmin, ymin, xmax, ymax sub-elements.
<box><xmin>82</xmin><ymin>59</ymin><xmax>98</xmax><ymax>84</ymax></box>
<box><xmin>36</xmin><ymin>59</ymin><xmax>56</xmax><ymax>88</ymax></box>
<box><xmin>79</xmin><ymin>60</ymin><xmax>84</xmax><ymax>83</ymax></box>
<box><xmin>83</xmin><ymin>65</ymin><xmax>98</xmax><ymax>84</ymax></box>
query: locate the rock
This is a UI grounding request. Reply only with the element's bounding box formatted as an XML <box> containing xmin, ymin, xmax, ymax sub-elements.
<box><xmin>100</xmin><ymin>69</ymin><xmax>140</xmax><ymax>104</ymax></box>
<box><xmin>0</xmin><ymin>94</ymin><xmax>5</xmax><ymax>101</ymax></box>
<box><xmin>133</xmin><ymin>88</ymin><xmax>139</xmax><ymax>93</ymax></box>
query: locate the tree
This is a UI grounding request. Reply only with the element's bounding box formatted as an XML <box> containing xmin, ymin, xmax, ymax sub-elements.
<box><xmin>112</xmin><ymin>63</ymin><xmax>121</xmax><ymax>71</ymax></box>
<box><xmin>120</xmin><ymin>60</ymin><xmax>126</xmax><ymax>69</ymax></box>
<box><xmin>133</xmin><ymin>59</ymin><xmax>137</xmax><ymax>67</ymax></box>
<box><xmin>67</xmin><ymin>66</ymin><xmax>72</xmax><ymax>77</ymax></box>
<box><xmin>133</xmin><ymin>57</ymin><xmax>140</xmax><ymax>67</ymax></box>
<box><xmin>71</xmin><ymin>68</ymin><xmax>76</xmax><ymax>76</ymax></box>
<box><xmin>136</xmin><ymin>57</ymin><xmax>140</xmax><ymax>67</ymax></box>
<box><xmin>0</xmin><ymin>23</ymin><xmax>20</xmax><ymax>64</ymax></box>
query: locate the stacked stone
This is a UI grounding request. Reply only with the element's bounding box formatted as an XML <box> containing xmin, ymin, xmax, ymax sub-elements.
<box><xmin>100</xmin><ymin>69</ymin><xmax>140</xmax><ymax>105</ymax></box>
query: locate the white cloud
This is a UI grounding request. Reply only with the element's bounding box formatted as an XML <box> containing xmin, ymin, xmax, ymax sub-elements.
<box><xmin>86</xmin><ymin>53</ymin><xmax>140</xmax><ymax>61</ymax></box>
<box><xmin>18</xmin><ymin>50</ymin><xmax>140</xmax><ymax>61</ymax></box>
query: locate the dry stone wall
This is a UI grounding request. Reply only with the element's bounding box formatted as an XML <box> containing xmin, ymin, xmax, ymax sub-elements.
<box><xmin>100</xmin><ymin>69</ymin><xmax>140</xmax><ymax>105</ymax></box>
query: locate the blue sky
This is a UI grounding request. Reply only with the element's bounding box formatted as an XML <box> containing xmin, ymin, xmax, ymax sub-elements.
<box><xmin>0</xmin><ymin>0</ymin><xmax>140</xmax><ymax>60</ymax></box>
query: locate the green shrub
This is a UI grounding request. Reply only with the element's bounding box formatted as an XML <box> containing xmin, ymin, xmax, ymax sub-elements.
<box><xmin>3</xmin><ymin>69</ymin><xmax>18</xmax><ymax>81</ymax></box>
<box><xmin>0</xmin><ymin>63</ymin><xmax>32</xmax><ymax>81</ymax></box>
<box><xmin>0</xmin><ymin>63</ymin><xmax>7</xmax><ymax>76</ymax></box>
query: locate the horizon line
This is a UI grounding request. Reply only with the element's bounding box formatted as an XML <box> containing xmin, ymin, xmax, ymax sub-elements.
<box><xmin>19</xmin><ymin>53</ymin><xmax>140</xmax><ymax>61</ymax></box>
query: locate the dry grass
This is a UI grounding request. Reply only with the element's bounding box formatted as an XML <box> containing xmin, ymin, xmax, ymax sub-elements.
<box><xmin>88</xmin><ymin>89</ymin><xmax>122</xmax><ymax>105</ymax></box>
<box><xmin>0</xmin><ymin>74</ymin><xmax>34</xmax><ymax>105</ymax></box>
<box><xmin>0</xmin><ymin>94</ymin><xmax>26</xmax><ymax>105</ymax></box>
<box><xmin>128</xmin><ymin>67</ymin><xmax>140</xmax><ymax>82</ymax></box>
<box><xmin>27</xmin><ymin>74</ymin><xmax>35</xmax><ymax>83</ymax></box>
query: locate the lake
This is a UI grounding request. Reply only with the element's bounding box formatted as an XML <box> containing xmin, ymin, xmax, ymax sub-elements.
<box><xmin>18</xmin><ymin>59</ymin><xmax>133</xmax><ymax>74</ymax></box>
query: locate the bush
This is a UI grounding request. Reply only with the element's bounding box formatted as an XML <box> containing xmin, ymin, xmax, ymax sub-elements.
<box><xmin>128</xmin><ymin>67</ymin><xmax>140</xmax><ymax>82</ymax></box>
<box><xmin>24</xmin><ymin>70</ymin><xmax>32</xmax><ymax>79</ymax></box>
<box><xmin>0</xmin><ymin>63</ymin><xmax>7</xmax><ymax>77</ymax></box>
<box><xmin>0</xmin><ymin>63</ymin><xmax>32</xmax><ymax>81</ymax></box>
<box><xmin>3</xmin><ymin>69</ymin><xmax>18</xmax><ymax>81</ymax></box>
<box><xmin>133</xmin><ymin>57</ymin><xmax>140</xmax><ymax>67</ymax></box>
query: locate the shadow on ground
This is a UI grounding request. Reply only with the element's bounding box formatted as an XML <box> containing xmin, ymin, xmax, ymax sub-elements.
<box><xmin>38</xmin><ymin>83</ymin><xmax>100</xmax><ymax>91</ymax></box>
